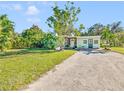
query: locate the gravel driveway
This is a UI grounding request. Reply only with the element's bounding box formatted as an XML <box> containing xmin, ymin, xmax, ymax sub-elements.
<box><xmin>24</xmin><ymin>49</ymin><xmax>124</xmax><ymax>91</ymax></box>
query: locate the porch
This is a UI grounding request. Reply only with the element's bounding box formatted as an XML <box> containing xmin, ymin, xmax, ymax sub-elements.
<box><xmin>64</xmin><ymin>36</ymin><xmax>77</xmax><ymax>49</ymax></box>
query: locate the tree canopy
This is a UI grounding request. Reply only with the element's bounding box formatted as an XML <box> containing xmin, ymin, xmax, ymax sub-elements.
<box><xmin>0</xmin><ymin>14</ymin><xmax>14</xmax><ymax>51</ymax></box>
<box><xmin>46</xmin><ymin>2</ymin><xmax>84</xmax><ymax>36</ymax></box>
<box><xmin>22</xmin><ymin>25</ymin><xmax>44</xmax><ymax>48</ymax></box>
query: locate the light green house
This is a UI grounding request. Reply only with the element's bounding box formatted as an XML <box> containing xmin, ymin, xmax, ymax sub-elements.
<box><xmin>64</xmin><ymin>36</ymin><xmax>101</xmax><ymax>49</ymax></box>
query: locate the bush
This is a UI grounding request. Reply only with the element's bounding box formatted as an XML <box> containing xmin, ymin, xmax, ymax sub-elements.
<box><xmin>41</xmin><ymin>33</ymin><xmax>57</xmax><ymax>49</ymax></box>
<box><xmin>56</xmin><ymin>36</ymin><xmax>65</xmax><ymax>48</ymax></box>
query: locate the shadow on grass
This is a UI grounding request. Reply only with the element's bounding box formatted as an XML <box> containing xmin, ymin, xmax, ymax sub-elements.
<box><xmin>0</xmin><ymin>48</ymin><xmax>57</xmax><ymax>58</ymax></box>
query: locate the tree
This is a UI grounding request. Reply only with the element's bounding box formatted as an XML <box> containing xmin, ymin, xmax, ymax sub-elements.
<box><xmin>108</xmin><ymin>32</ymin><xmax>116</xmax><ymax>47</ymax></box>
<box><xmin>87</xmin><ymin>23</ymin><xmax>104</xmax><ymax>36</ymax></box>
<box><xmin>74</xmin><ymin>28</ymin><xmax>81</xmax><ymax>36</ymax></box>
<box><xmin>46</xmin><ymin>2</ymin><xmax>83</xmax><ymax>36</ymax></box>
<box><xmin>101</xmin><ymin>26</ymin><xmax>116</xmax><ymax>49</ymax></box>
<box><xmin>109</xmin><ymin>21</ymin><xmax>123</xmax><ymax>33</ymax></box>
<box><xmin>56</xmin><ymin>36</ymin><xmax>65</xmax><ymax>48</ymax></box>
<box><xmin>0</xmin><ymin>14</ymin><xmax>14</xmax><ymax>51</ymax></box>
<box><xmin>12</xmin><ymin>33</ymin><xmax>27</xmax><ymax>49</ymax></box>
<box><xmin>79</xmin><ymin>24</ymin><xmax>85</xmax><ymax>32</ymax></box>
<box><xmin>115</xmin><ymin>32</ymin><xmax>124</xmax><ymax>47</ymax></box>
<box><xmin>0</xmin><ymin>35</ymin><xmax>10</xmax><ymax>51</ymax></box>
<box><xmin>41</xmin><ymin>33</ymin><xmax>57</xmax><ymax>49</ymax></box>
<box><xmin>22</xmin><ymin>25</ymin><xmax>44</xmax><ymax>48</ymax></box>
<box><xmin>101</xmin><ymin>26</ymin><xmax>111</xmax><ymax>49</ymax></box>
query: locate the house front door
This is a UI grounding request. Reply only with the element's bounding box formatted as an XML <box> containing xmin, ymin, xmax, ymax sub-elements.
<box><xmin>70</xmin><ymin>40</ymin><xmax>74</xmax><ymax>48</ymax></box>
<box><xmin>88</xmin><ymin>39</ymin><xmax>93</xmax><ymax>48</ymax></box>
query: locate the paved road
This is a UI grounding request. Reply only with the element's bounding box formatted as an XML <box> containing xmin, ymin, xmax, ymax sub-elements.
<box><xmin>24</xmin><ymin>49</ymin><xmax>124</xmax><ymax>91</ymax></box>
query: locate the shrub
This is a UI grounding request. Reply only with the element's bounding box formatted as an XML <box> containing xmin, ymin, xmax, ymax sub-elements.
<box><xmin>41</xmin><ymin>33</ymin><xmax>57</xmax><ymax>49</ymax></box>
<box><xmin>56</xmin><ymin>36</ymin><xmax>65</xmax><ymax>48</ymax></box>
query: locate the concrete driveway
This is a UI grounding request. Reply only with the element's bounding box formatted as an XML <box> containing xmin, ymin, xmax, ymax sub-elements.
<box><xmin>24</xmin><ymin>49</ymin><xmax>124</xmax><ymax>91</ymax></box>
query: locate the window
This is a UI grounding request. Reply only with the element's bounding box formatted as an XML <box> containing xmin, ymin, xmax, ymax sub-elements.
<box><xmin>83</xmin><ymin>40</ymin><xmax>87</xmax><ymax>44</ymax></box>
<box><xmin>94</xmin><ymin>40</ymin><xmax>98</xmax><ymax>44</ymax></box>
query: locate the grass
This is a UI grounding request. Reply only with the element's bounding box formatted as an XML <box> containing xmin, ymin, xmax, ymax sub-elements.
<box><xmin>111</xmin><ymin>47</ymin><xmax>124</xmax><ymax>54</ymax></box>
<box><xmin>0</xmin><ymin>48</ymin><xmax>54</xmax><ymax>57</ymax></box>
<box><xmin>0</xmin><ymin>48</ymin><xmax>76</xmax><ymax>90</ymax></box>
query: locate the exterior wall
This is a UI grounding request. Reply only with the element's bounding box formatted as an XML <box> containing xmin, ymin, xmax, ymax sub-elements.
<box><xmin>65</xmin><ymin>36</ymin><xmax>101</xmax><ymax>49</ymax></box>
<box><xmin>76</xmin><ymin>36</ymin><xmax>100</xmax><ymax>49</ymax></box>
<box><xmin>93</xmin><ymin>39</ymin><xmax>100</xmax><ymax>48</ymax></box>
<box><xmin>77</xmin><ymin>38</ymin><xmax>88</xmax><ymax>48</ymax></box>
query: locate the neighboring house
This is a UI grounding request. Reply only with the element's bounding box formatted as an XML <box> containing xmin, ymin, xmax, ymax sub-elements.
<box><xmin>64</xmin><ymin>36</ymin><xmax>101</xmax><ymax>49</ymax></box>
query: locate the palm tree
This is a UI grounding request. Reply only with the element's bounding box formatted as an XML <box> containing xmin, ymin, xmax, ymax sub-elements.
<box><xmin>101</xmin><ymin>26</ymin><xmax>118</xmax><ymax>49</ymax></box>
<box><xmin>101</xmin><ymin>26</ymin><xmax>111</xmax><ymax>49</ymax></box>
<box><xmin>109</xmin><ymin>21</ymin><xmax>122</xmax><ymax>33</ymax></box>
<box><xmin>109</xmin><ymin>33</ymin><xmax>116</xmax><ymax>47</ymax></box>
<box><xmin>87</xmin><ymin>23</ymin><xmax>104</xmax><ymax>36</ymax></box>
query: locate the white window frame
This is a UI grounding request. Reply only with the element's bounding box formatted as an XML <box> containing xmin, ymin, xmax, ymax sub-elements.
<box><xmin>94</xmin><ymin>40</ymin><xmax>98</xmax><ymax>44</ymax></box>
<box><xmin>83</xmin><ymin>40</ymin><xmax>87</xmax><ymax>44</ymax></box>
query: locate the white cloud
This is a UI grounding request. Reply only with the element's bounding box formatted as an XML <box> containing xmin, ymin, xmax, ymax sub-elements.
<box><xmin>26</xmin><ymin>5</ymin><xmax>40</xmax><ymax>15</ymax></box>
<box><xmin>27</xmin><ymin>17</ymin><xmax>40</xmax><ymax>24</ymax></box>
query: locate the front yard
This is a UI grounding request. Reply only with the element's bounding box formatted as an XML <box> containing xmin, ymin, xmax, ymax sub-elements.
<box><xmin>111</xmin><ymin>47</ymin><xmax>124</xmax><ymax>54</ymax></box>
<box><xmin>0</xmin><ymin>49</ymin><xmax>76</xmax><ymax>90</ymax></box>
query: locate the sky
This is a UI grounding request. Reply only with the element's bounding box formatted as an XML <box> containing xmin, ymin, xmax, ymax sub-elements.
<box><xmin>0</xmin><ymin>1</ymin><xmax>124</xmax><ymax>33</ymax></box>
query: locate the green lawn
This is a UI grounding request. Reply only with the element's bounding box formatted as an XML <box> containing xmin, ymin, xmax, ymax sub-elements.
<box><xmin>0</xmin><ymin>49</ymin><xmax>76</xmax><ymax>90</ymax></box>
<box><xmin>111</xmin><ymin>47</ymin><xmax>124</xmax><ymax>54</ymax></box>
